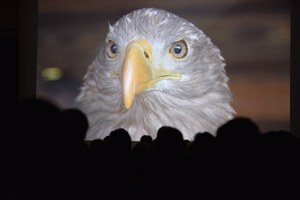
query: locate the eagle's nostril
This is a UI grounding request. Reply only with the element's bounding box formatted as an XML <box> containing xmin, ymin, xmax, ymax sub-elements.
<box><xmin>144</xmin><ymin>51</ymin><xmax>150</xmax><ymax>59</ymax></box>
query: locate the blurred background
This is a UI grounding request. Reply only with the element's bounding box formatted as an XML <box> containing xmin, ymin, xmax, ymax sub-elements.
<box><xmin>37</xmin><ymin>0</ymin><xmax>290</xmax><ymax>133</ymax></box>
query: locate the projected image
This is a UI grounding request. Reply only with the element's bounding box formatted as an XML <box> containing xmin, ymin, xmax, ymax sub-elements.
<box><xmin>37</xmin><ymin>0</ymin><xmax>290</xmax><ymax>139</ymax></box>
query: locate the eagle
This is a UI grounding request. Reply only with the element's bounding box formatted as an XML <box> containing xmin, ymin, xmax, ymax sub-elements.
<box><xmin>76</xmin><ymin>8</ymin><xmax>235</xmax><ymax>141</ymax></box>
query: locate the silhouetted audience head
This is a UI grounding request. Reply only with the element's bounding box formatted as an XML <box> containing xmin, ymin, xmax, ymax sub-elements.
<box><xmin>8</xmin><ymin>98</ymin><xmax>69</xmax><ymax>193</ymax></box>
<box><xmin>62</xmin><ymin>108</ymin><xmax>89</xmax><ymax>142</ymax></box>
<box><xmin>140</xmin><ymin>135</ymin><xmax>153</xmax><ymax>148</ymax></box>
<box><xmin>13</xmin><ymin>98</ymin><xmax>67</xmax><ymax>156</ymax></box>
<box><xmin>193</xmin><ymin>132</ymin><xmax>215</xmax><ymax>146</ymax></box>
<box><xmin>155</xmin><ymin>126</ymin><xmax>184</xmax><ymax>156</ymax></box>
<box><xmin>261</xmin><ymin>130</ymin><xmax>300</xmax><ymax>156</ymax></box>
<box><xmin>107</xmin><ymin>128</ymin><xmax>132</xmax><ymax>157</ymax></box>
<box><xmin>262</xmin><ymin>130</ymin><xmax>298</xmax><ymax>144</ymax></box>
<box><xmin>190</xmin><ymin>132</ymin><xmax>215</xmax><ymax>155</ymax></box>
<box><xmin>216</xmin><ymin>117</ymin><xmax>260</xmax><ymax>145</ymax></box>
<box><xmin>16</xmin><ymin>98</ymin><xmax>66</xmax><ymax>140</ymax></box>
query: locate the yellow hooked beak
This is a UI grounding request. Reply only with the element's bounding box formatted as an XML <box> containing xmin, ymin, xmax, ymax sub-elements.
<box><xmin>122</xmin><ymin>39</ymin><xmax>181</xmax><ymax>109</ymax></box>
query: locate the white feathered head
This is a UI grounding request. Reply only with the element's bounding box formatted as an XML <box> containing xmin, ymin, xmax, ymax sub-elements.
<box><xmin>76</xmin><ymin>8</ymin><xmax>235</xmax><ymax>141</ymax></box>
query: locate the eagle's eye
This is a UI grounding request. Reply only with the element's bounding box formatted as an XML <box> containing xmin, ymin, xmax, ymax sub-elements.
<box><xmin>169</xmin><ymin>40</ymin><xmax>188</xmax><ymax>59</ymax></box>
<box><xmin>106</xmin><ymin>40</ymin><xmax>118</xmax><ymax>59</ymax></box>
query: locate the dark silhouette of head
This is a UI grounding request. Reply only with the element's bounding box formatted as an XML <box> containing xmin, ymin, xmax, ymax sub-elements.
<box><xmin>216</xmin><ymin>117</ymin><xmax>260</xmax><ymax>145</ymax></box>
<box><xmin>155</xmin><ymin>126</ymin><xmax>184</xmax><ymax>156</ymax></box>
<box><xmin>140</xmin><ymin>135</ymin><xmax>153</xmax><ymax>148</ymax></box>
<box><xmin>193</xmin><ymin>132</ymin><xmax>215</xmax><ymax>146</ymax></box>
<box><xmin>190</xmin><ymin>132</ymin><xmax>216</xmax><ymax>156</ymax></box>
<box><xmin>261</xmin><ymin>130</ymin><xmax>300</xmax><ymax>157</ymax></box>
<box><xmin>62</xmin><ymin>108</ymin><xmax>89</xmax><ymax>143</ymax></box>
<box><xmin>9</xmin><ymin>98</ymin><xmax>68</xmax><ymax>192</ymax></box>
<box><xmin>107</xmin><ymin>128</ymin><xmax>132</xmax><ymax>158</ymax></box>
<box><xmin>15</xmin><ymin>98</ymin><xmax>67</xmax><ymax>152</ymax></box>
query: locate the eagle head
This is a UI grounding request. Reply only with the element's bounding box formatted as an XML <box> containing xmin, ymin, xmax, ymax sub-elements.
<box><xmin>76</xmin><ymin>8</ymin><xmax>235</xmax><ymax>140</ymax></box>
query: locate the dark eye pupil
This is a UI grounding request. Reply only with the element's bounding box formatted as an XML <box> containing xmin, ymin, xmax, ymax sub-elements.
<box><xmin>173</xmin><ymin>45</ymin><xmax>182</xmax><ymax>54</ymax></box>
<box><xmin>111</xmin><ymin>44</ymin><xmax>117</xmax><ymax>54</ymax></box>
